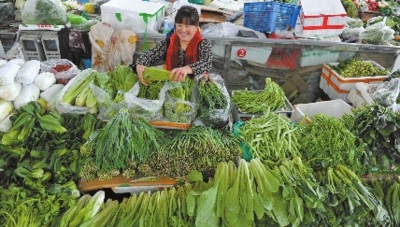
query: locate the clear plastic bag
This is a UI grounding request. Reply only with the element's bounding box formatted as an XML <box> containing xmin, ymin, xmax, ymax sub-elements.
<box><xmin>124</xmin><ymin>82</ymin><xmax>168</xmax><ymax>121</ymax></box>
<box><xmin>361</xmin><ymin>22</ymin><xmax>395</xmax><ymax>45</ymax></box>
<box><xmin>196</xmin><ymin>73</ymin><xmax>231</xmax><ymax>128</ymax></box>
<box><xmin>21</xmin><ymin>0</ymin><xmax>67</xmax><ymax>25</ymax></box>
<box><xmin>40</xmin><ymin>59</ymin><xmax>80</xmax><ymax>84</ymax></box>
<box><xmin>164</xmin><ymin>82</ymin><xmax>197</xmax><ymax>123</ymax></box>
<box><xmin>373</xmin><ymin>78</ymin><xmax>400</xmax><ymax>108</ymax></box>
<box><xmin>341</xmin><ymin>27</ymin><xmax>364</xmax><ymax>43</ymax></box>
<box><xmin>55</xmin><ymin>69</ymin><xmax>96</xmax><ymax>114</ymax></box>
<box><xmin>201</xmin><ymin>22</ymin><xmax>239</xmax><ymax>37</ymax></box>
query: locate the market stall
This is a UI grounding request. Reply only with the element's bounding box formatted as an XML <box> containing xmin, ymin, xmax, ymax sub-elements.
<box><xmin>1</xmin><ymin>0</ymin><xmax>400</xmax><ymax>226</ymax></box>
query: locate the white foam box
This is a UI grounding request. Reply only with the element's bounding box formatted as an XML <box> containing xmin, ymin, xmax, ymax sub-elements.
<box><xmin>299</xmin><ymin>0</ymin><xmax>347</xmax><ymax>36</ymax></box>
<box><xmin>319</xmin><ymin>61</ymin><xmax>389</xmax><ymax>102</ymax></box>
<box><xmin>101</xmin><ymin>0</ymin><xmax>165</xmax><ymax>33</ymax></box>
<box><xmin>212</xmin><ymin>45</ymin><xmax>272</xmax><ymax>64</ymax></box>
<box><xmin>290</xmin><ymin>99</ymin><xmax>352</xmax><ymax>123</ymax></box>
<box><xmin>299</xmin><ymin>35</ymin><xmax>341</xmax><ymax>67</ymax></box>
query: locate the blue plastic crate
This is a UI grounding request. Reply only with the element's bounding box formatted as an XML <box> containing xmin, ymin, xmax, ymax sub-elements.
<box><xmin>243</xmin><ymin>1</ymin><xmax>301</xmax><ymax>33</ymax></box>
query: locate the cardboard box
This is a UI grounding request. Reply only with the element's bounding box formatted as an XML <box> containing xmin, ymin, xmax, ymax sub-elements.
<box><xmin>101</xmin><ymin>0</ymin><xmax>165</xmax><ymax>33</ymax></box>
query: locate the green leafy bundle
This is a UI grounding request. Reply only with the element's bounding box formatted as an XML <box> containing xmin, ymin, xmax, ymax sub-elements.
<box><xmin>344</xmin><ymin>104</ymin><xmax>400</xmax><ymax>170</ymax></box>
<box><xmin>108</xmin><ymin>65</ymin><xmax>138</xmax><ymax>103</ymax></box>
<box><xmin>231</xmin><ymin>77</ymin><xmax>286</xmax><ymax>113</ymax></box>
<box><xmin>79</xmin><ymin>108</ymin><xmax>165</xmax><ymax>181</ymax></box>
<box><xmin>236</xmin><ymin>110</ymin><xmax>301</xmax><ymax>162</ymax></box>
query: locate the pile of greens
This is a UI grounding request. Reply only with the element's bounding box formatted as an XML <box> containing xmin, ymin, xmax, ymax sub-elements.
<box><xmin>343</xmin><ymin>104</ymin><xmax>400</xmax><ymax>171</ymax></box>
<box><xmin>297</xmin><ymin>114</ymin><xmax>367</xmax><ymax>174</ymax></box>
<box><xmin>138</xmin><ymin>126</ymin><xmax>242</xmax><ymax>179</ymax></box>
<box><xmin>231</xmin><ymin>77</ymin><xmax>286</xmax><ymax>113</ymax></box>
<box><xmin>0</xmin><ymin>101</ymin><xmax>103</xmax><ymax>187</ymax></box>
<box><xmin>79</xmin><ymin>108</ymin><xmax>166</xmax><ymax>181</ymax></box>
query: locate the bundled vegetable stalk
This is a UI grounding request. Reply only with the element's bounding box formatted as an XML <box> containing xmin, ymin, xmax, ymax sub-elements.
<box><xmin>231</xmin><ymin>77</ymin><xmax>286</xmax><ymax>113</ymax></box>
<box><xmin>362</xmin><ymin>175</ymin><xmax>400</xmax><ymax>226</ymax></box>
<box><xmin>328</xmin><ymin>58</ymin><xmax>389</xmax><ymax>78</ymax></box>
<box><xmin>313</xmin><ymin>164</ymin><xmax>391</xmax><ymax>226</ymax></box>
<box><xmin>108</xmin><ymin>65</ymin><xmax>138</xmax><ymax>103</ymax></box>
<box><xmin>164</xmin><ymin>78</ymin><xmax>196</xmax><ymax>123</ymax></box>
<box><xmin>79</xmin><ymin>108</ymin><xmax>165</xmax><ymax>181</ymax></box>
<box><xmin>138</xmin><ymin>80</ymin><xmax>164</xmax><ymax>100</ymax></box>
<box><xmin>136</xmin><ymin>126</ymin><xmax>242</xmax><ymax>179</ymax></box>
<box><xmin>235</xmin><ymin>110</ymin><xmax>301</xmax><ymax>162</ymax></box>
<box><xmin>197</xmin><ymin>78</ymin><xmax>230</xmax><ymax>128</ymax></box>
<box><xmin>297</xmin><ymin>114</ymin><xmax>367</xmax><ymax>174</ymax></box>
<box><xmin>143</xmin><ymin>67</ymin><xmax>170</xmax><ymax>81</ymax></box>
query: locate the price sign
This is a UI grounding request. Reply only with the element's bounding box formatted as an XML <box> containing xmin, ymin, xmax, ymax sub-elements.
<box><xmin>236</xmin><ymin>48</ymin><xmax>247</xmax><ymax>58</ymax></box>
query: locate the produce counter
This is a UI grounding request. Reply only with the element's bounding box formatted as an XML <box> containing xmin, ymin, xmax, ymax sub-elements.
<box><xmin>133</xmin><ymin>32</ymin><xmax>400</xmax><ymax>104</ymax></box>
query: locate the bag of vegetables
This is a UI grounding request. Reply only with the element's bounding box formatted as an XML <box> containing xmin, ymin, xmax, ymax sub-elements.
<box><xmin>21</xmin><ymin>0</ymin><xmax>67</xmax><ymax>25</ymax></box>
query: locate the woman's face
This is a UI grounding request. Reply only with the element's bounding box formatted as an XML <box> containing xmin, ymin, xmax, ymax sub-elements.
<box><xmin>175</xmin><ymin>23</ymin><xmax>198</xmax><ymax>42</ymax></box>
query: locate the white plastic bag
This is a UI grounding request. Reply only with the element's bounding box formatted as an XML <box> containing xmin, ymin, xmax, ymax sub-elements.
<box><xmin>89</xmin><ymin>23</ymin><xmax>114</xmax><ymax>72</ymax></box>
<box><xmin>0</xmin><ymin>62</ymin><xmax>21</xmax><ymax>86</ymax></box>
<box><xmin>15</xmin><ymin>60</ymin><xmax>41</xmax><ymax>84</ymax></box>
<box><xmin>0</xmin><ymin>82</ymin><xmax>22</xmax><ymax>101</ymax></box>
<box><xmin>34</xmin><ymin>72</ymin><xmax>56</xmax><ymax>91</ymax></box>
<box><xmin>40</xmin><ymin>59</ymin><xmax>80</xmax><ymax>84</ymax></box>
<box><xmin>21</xmin><ymin>0</ymin><xmax>68</xmax><ymax>25</ymax></box>
<box><xmin>14</xmin><ymin>83</ymin><xmax>40</xmax><ymax>109</ymax></box>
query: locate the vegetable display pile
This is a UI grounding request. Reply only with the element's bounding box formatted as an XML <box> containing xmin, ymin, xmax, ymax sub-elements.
<box><xmin>343</xmin><ymin>104</ymin><xmax>400</xmax><ymax>170</ymax></box>
<box><xmin>297</xmin><ymin>114</ymin><xmax>367</xmax><ymax>174</ymax></box>
<box><xmin>0</xmin><ymin>101</ymin><xmax>103</xmax><ymax>187</ymax></box>
<box><xmin>164</xmin><ymin>78</ymin><xmax>196</xmax><ymax>123</ymax></box>
<box><xmin>79</xmin><ymin>108</ymin><xmax>165</xmax><ymax>181</ymax></box>
<box><xmin>138</xmin><ymin>80</ymin><xmax>164</xmax><ymax>100</ymax></box>
<box><xmin>60</xmin><ymin>66</ymin><xmax>138</xmax><ymax>113</ymax></box>
<box><xmin>231</xmin><ymin>77</ymin><xmax>286</xmax><ymax>113</ymax></box>
<box><xmin>138</xmin><ymin>126</ymin><xmax>242</xmax><ymax>179</ymax></box>
<box><xmin>328</xmin><ymin>59</ymin><xmax>389</xmax><ymax>78</ymax></box>
<box><xmin>363</xmin><ymin>175</ymin><xmax>400</xmax><ymax>226</ymax></box>
<box><xmin>55</xmin><ymin>159</ymin><xmax>396</xmax><ymax>227</ymax></box>
<box><xmin>236</xmin><ymin>110</ymin><xmax>300</xmax><ymax>162</ymax></box>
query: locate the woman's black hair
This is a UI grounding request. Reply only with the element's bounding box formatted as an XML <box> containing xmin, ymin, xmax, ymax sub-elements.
<box><xmin>175</xmin><ymin>5</ymin><xmax>199</xmax><ymax>26</ymax></box>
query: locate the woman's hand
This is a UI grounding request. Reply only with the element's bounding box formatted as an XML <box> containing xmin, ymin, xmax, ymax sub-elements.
<box><xmin>136</xmin><ymin>64</ymin><xmax>149</xmax><ymax>85</ymax></box>
<box><xmin>170</xmin><ymin>66</ymin><xmax>192</xmax><ymax>82</ymax></box>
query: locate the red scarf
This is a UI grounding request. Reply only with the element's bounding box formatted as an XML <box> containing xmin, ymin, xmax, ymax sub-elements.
<box><xmin>166</xmin><ymin>30</ymin><xmax>203</xmax><ymax>71</ymax></box>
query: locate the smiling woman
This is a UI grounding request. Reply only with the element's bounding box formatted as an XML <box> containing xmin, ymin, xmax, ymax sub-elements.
<box><xmin>135</xmin><ymin>5</ymin><xmax>212</xmax><ymax>85</ymax></box>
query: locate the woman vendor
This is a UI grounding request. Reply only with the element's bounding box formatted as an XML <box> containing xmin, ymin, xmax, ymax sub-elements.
<box><xmin>136</xmin><ymin>5</ymin><xmax>212</xmax><ymax>85</ymax></box>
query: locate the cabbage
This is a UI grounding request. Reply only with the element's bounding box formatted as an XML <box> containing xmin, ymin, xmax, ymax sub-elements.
<box><xmin>34</xmin><ymin>72</ymin><xmax>56</xmax><ymax>91</ymax></box>
<box><xmin>0</xmin><ymin>82</ymin><xmax>22</xmax><ymax>101</ymax></box>
<box><xmin>14</xmin><ymin>84</ymin><xmax>40</xmax><ymax>109</ymax></box>
<box><xmin>0</xmin><ymin>100</ymin><xmax>13</xmax><ymax>123</ymax></box>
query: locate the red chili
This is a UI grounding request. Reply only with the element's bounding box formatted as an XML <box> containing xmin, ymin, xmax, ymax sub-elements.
<box><xmin>53</xmin><ymin>64</ymin><xmax>72</xmax><ymax>72</ymax></box>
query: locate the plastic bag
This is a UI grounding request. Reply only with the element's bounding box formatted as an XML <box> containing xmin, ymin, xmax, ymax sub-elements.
<box><xmin>196</xmin><ymin>74</ymin><xmax>231</xmax><ymax>128</ymax></box>
<box><xmin>361</xmin><ymin>22</ymin><xmax>395</xmax><ymax>45</ymax></box>
<box><xmin>40</xmin><ymin>59</ymin><xmax>80</xmax><ymax>84</ymax></box>
<box><xmin>0</xmin><ymin>61</ymin><xmax>22</xmax><ymax>86</ymax></box>
<box><xmin>345</xmin><ymin>17</ymin><xmax>364</xmax><ymax>28</ymax></box>
<box><xmin>341</xmin><ymin>27</ymin><xmax>364</xmax><ymax>43</ymax></box>
<box><xmin>164</xmin><ymin>82</ymin><xmax>197</xmax><ymax>123</ymax></box>
<box><xmin>373</xmin><ymin>78</ymin><xmax>400</xmax><ymax>107</ymax></box>
<box><xmin>15</xmin><ymin>60</ymin><xmax>41</xmax><ymax>84</ymax></box>
<box><xmin>201</xmin><ymin>22</ymin><xmax>239</xmax><ymax>37</ymax></box>
<box><xmin>105</xmin><ymin>29</ymin><xmax>137</xmax><ymax>72</ymax></box>
<box><xmin>56</xmin><ymin>69</ymin><xmax>96</xmax><ymax>114</ymax></box>
<box><xmin>21</xmin><ymin>0</ymin><xmax>67</xmax><ymax>25</ymax></box>
<box><xmin>89</xmin><ymin>22</ymin><xmax>114</xmax><ymax>72</ymax></box>
<box><xmin>124</xmin><ymin>82</ymin><xmax>169</xmax><ymax>121</ymax></box>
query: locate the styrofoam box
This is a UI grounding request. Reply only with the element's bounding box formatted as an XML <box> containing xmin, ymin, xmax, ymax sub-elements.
<box><xmin>290</xmin><ymin>99</ymin><xmax>352</xmax><ymax>123</ymax></box>
<box><xmin>299</xmin><ymin>35</ymin><xmax>341</xmax><ymax>67</ymax></box>
<box><xmin>299</xmin><ymin>0</ymin><xmax>347</xmax><ymax>36</ymax></box>
<box><xmin>319</xmin><ymin>61</ymin><xmax>389</xmax><ymax>102</ymax></box>
<box><xmin>101</xmin><ymin>0</ymin><xmax>165</xmax><ymax>33</ymax></box>
<box><xmin>212</xmin><ymin>45</ymin><xmax>272</xmax><ymax>64</ymax></box>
